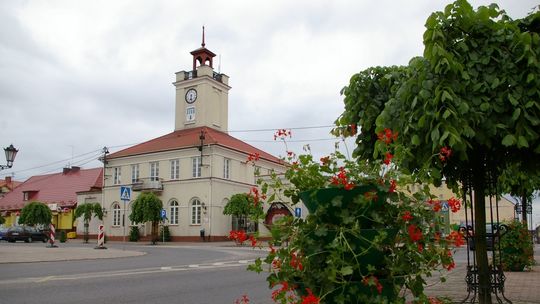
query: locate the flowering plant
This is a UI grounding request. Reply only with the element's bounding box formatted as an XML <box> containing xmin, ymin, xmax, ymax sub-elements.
<box><xmin>247</xmin><ymin>128</ymin><xmax>463</xmax><ymax>303</ymax></box>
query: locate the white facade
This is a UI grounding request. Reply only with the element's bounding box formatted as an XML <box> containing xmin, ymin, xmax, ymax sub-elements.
<box><xmin>101</xmin><ymin>40</ymin><xmax>287</xmax><ymax>241</ymax></box>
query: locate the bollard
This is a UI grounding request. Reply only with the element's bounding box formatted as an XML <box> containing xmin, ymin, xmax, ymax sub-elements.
<box><xmin>48</xmin><ymin>223</ymin><xmax>58</xmax><ymax>248</ymax></box>
<box><xmin>95</xmin><ymin>224</ymin><xmax>107</xmax><ymax>249</ymax></box>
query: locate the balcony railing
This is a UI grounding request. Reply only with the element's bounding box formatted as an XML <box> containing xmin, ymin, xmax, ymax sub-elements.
<box><xmin>132</xmin><ymin>178</ymin><xmax>164</xmax><ymax>192</ymax></box>
<box><xmin>184</xmin><ymin>70</ymin><xmax>197</xmax><ymax>80</ymax></box>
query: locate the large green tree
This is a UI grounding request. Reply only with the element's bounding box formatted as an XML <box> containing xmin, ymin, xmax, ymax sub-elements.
<box><xmin>18</xmin><ymin>201</ymin><xmax>52</xmax><ymax>226</ymax></box>
<box><xmin>129</xmin><ymin>192</ymin><xmax>162</xmax><ymax>245</ymax></box>
<box><xmin>74</xmin><ymin>203</ymin><xmax>103</xmax><ymax>243</ymax></box>
<box><xmin>223</xmin><ymin>193</ymin><xmax>264</xmax><ymax>231</ymax></box>
<box><xmin>336</xmin><ymin>1</ymin><xmax>540</xmax><ymax>303</ymax></box>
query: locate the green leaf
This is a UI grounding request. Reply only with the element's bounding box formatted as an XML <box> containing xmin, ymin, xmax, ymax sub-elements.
<box><xmin>431</xmin><ymin>128</ymin><xmax>440</xmax><ymax>142</ymax></box>
<box><xmin>443</xmin><ymin>109</ymin><xmax>451</xmax><ymax>119</ymax></box>
<box><xmin>412</xmin><ymin>135</ymin><xmax>420</xmax><ymax>146</ymax></box>
<box><xmin>340</xmin><ymin>266</ymin><xmax>353</xmax><ymax>276</ymax></box>
<box><xmin>527</xmin><ymin>73</ymin><xmax>535</xmax><ymax>83</ymax></box>
<box><xmin>480</xmin><ymin>103</ymin><xmax>490</xmax><ymax>111</ymax></box>
<box><xmin>512</xmin><ymin>108</ymin><xmax>521</xmax><ymax>121</ymax></box>
<box><xmin>442</xmin><ymin>90</ymin><xmax>453</xmax><ymax>102</ymax></box>
<box><xmin>517</xmin><ymin>136</ymin><xmax>529</xmax><ymax>148</ymax></box>
<box><xmin>502</xmin><ymin>134</ymin><xmax>516</xmax><ymax>146</ymax></box>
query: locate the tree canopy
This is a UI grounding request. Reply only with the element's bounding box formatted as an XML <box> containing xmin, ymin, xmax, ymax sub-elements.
<box><xmin>335</xmin><ymin>1</ymin><xmax>540</xmax><ymax>303</ymax></box>
<box><xmin>224</xmin><ymin>193</ymin><xmax>264</xmax><ymax>219</ymax></box>
<box><xmin>129</xmin><ymin>192</ymin><xmax>162</xmax><ymax>244</ymax></box>
<box><xmin>74</xmin><ymin>202</ymin><xmax>103</xmax><ymax>243</ymax></box>
<box><xmin>18</xmin><ymin>201</ymin><xmax>52</xmax><ymax>226</ymax></box>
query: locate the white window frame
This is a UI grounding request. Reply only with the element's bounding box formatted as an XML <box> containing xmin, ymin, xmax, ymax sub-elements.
<box><xmin>186</xmin><ymin>106</ymin><xmax>195</xmax><ymax>122</ymax></box>
<box><xmin>223</xmin><ymin>158</ymin><xmax>231</xmax><ymax>179</ymax></box>
<box><xmin>169</xmin><ymin>200</ymin><xmax>179</xmax><ymax>225</ymax></box>
<box><xmin>170</xmin><ymin>159</ymin><xmax>180</xmax><ymax>180</ymax></box>
<box><xmin>112</xmin><ymin>203</ymin><xmax>121</xmax><ymax>227</ymax></box>
<box><xmin>131</xmin><ymin>164</ymin><xmax>139</xmax><ymax>184</ymax></box>
<box><xmin>150</xmin><ymin>162</ymin><xmax>159</xmax><ymax>181</ymax></box>
<box><xmin>113</xmin><ymin>167</ymin><xmax>121</xmax><ymax>185</ymax></box>
<box><xmin>192</xmin><ymin>157</ymin><xmax>201</xmax><ymax>178</ymax></box>
<box><xmin>191</xmin><ymin>199</ymin><xmax>201</xmax><ymax>225</ymax></box>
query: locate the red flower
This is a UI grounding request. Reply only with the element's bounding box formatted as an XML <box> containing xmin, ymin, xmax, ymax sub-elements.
<box><xmin>235</xmin><ymin>294</ymin><xmax>250</xmax><ymax>304</ymax></box>
<box><xmin>274</xmin><ymin>129</ymin><xmax>292</xmax><ymax>140</ymax></box>
<box><xmin>246</xmin><ymin>152</ymin><xmax>260</xmax><ymax>163</ymax></box>
<box><xmin>289</xmin><ymin>252</ymin><xmax>304</xmax><ymax>271</ymax></box>
<box><xmin>389</xmin><ymin>179</ymin><xmax>397</xmax><ymax>193</ymax></box>
<box><xmin>448</xmin><ymin>197</ymin><xmax>461</xmax><ymax>213</ymax></box>
<box><xmin>377</xmin><ymin>128</ymin><xmax>398</xmax><ymax>144</ymax></box>
<box><xmin>320</xmin><ymin>156</ymin><xmax>330</xmax><ymax>165</ymax></box>
<box><xmin>300</xmin><ymin>288</ymin><xmax>320</xmax><ymax>304</ymax></box>
<box><xmin>383</xmin><ymin>152</ymin><xmax>394</xmax><ymax>165</ymax></box>
<box><xmin>446</xmin><ymin>231</ymin><xmax>465</xmax><ymax>247</ymax></box>
<box><xmin>439</xmin><ymin>146</ymin><xmax>452</xmax><ymax>162</ymax></box>
<box><xmin>429</xmin><ymin>199</ymin><xmax>442</xmax><ymax>212</ymax></box>
<box><xmin>344</xmin><ymin>182</ymin><xmax>355</xmax><ymax>190</ymax></box>
<box><xmin>362</xmin><ymin>275</ymin><xmax>383</xmax><ymax>294</ymax></box>
<box><xmin>408</xmin><ymin>224</ymin><xmax>423</xmax><ymax>242</ymax></box>
<box><xmin>444</xmin><ymin>260</ymin><xmax>456</xmax><ymax>271</ymax></box>
<box><xmin>350</xmin><ymin>124</ymin><xmax>357</xmax><ymax>136</ymax></box>
<box><xmin>249</xmin><ymin>235</ymin><xmax>258</xmax><ymax>247</ymax></box>
<box><xmin>402</xmin><ymin>211</ymin><xmax>413</xmax><ymax>222</ymax></box>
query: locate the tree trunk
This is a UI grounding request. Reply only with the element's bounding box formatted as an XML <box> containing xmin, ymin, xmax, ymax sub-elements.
<box><xmin>151</xmin><ymin>221</ymin><xmax>158</xmax><ymax>245</ymax></box>
<box><xmin>84</xmin><ymin>222</ymin><xmax>89</xmax><ymax>243</ymax></box>
<box><xmin>471</xmin><ymin>154</ymin><xmax>492</xmax><ymax>304</ymax></box>
<box><xmin>521</xmin><ymin>192</ymin><xmax>528</xmax><ymax>228</ymax></box>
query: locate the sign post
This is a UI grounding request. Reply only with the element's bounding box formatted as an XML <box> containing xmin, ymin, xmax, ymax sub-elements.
<box><xmin>294</xmin><ymin>207</ymin><xmax>302</xmax><ymax>218</ymax></box>
<box><xmin>161</xmin><ymin>209</ymin><xmax>167</xmax><ymax>243</ymax></box>
<box><xmin>120</xmin><ymin>187</ymin><xmax>131</xmax><ymax>248</ymax></box>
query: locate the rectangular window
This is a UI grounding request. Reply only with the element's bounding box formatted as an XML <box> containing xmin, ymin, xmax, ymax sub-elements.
<box><xmin>150</xmin><ymin>162</ymin><xmax>159</xmax><ymax>181</ymax></box>
<box><xmin>223</xmin><ymin>158</ymin><xmax>230</xmax><ymax>179</ymax></box>
<box><xmin>192</xmin><ymin>157</ymin><xmax>201</xmax><ymax>178</ymax></box>
<box><xmin>131</xmin><ymin>164</ymin><xmax>139</xmax><ymax>184</ymax></box>
<box><xmin>186</xmin><ymin>107</ymin><xmax>195</xmax><ymax>122</ymax></box>
<box><xmin>113</xmin><ymin>167</ymin><xmax>121</xmax><ymax>185</ymax></box>
<box><xmin>170</xmin><ymin>159</ymin><xmax>180</xmax><ymax>180</ymax></box>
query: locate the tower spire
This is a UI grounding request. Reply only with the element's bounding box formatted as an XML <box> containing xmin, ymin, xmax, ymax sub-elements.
<box><xmin>202</xmin><ymin>25</ymin><xmax>205</xmax><ymax>47</ymax></box>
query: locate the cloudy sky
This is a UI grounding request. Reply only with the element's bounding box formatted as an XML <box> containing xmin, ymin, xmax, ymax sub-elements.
<box><xmin>1</xmin><ymin>0</ymin><xmax>539</xmax><ymax>224</ymax></box>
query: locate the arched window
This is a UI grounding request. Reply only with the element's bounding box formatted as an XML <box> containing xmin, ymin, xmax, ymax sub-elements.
<box><xmin>191</xmin><ymin>199</ymin><xmax>201</xmax><ymax>225</ymax></box>
<box><xmin>169</xmin><ymin>200</ymin><xmax>179</xmax><ymax>225</ymax></box>
<box><xmin>112</xmin><ymin>203</ymin><xmax>121</xmax><ymax>227</ymax></box>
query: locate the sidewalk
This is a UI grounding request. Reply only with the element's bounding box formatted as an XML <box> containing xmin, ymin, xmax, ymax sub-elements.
<box><xmin>423</xmin><ymin>244</ymin><xmax>540</xmax><ymax>304</ymax></box>
<box><xmin>0</xmin><ymin>244</ymin><xmax>145</xmax><ymax>263</ymax></box>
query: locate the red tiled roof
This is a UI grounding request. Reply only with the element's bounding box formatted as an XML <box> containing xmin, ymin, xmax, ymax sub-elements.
<box><xmin>108</xmin><ymin>127</ymin><xmax>283</xmax><ymax>164</ymax></box>
<box><xmin>0</xmin><ymin>167</ymin><xmax>103</xmax><ymax>211</ymax></box>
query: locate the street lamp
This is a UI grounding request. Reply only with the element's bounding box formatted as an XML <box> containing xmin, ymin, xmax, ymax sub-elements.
<box><xmin>0</xmin><ymin>144</ymin><xmax>18</xmax><ymax>170</ymax></box>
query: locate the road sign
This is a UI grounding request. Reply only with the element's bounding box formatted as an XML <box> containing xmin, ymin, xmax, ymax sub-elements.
<box><xmin>161</xmin><ymin>209</ymin><xmax>167</xmax><ymax>219</ymax></box>
<box><xmin>441</xmin><ymin>201</ymin><xmax>449</xmax><ymax>212</ymax></box>
<box><xmin>294</xmin><ymin>207</ymin><xmax>302</xmax><ymax>218</ymax></box>
<box><xmin>120</xmin><ymin>186</ymin><xmax>131</xmax><ymax>201</ymax></box>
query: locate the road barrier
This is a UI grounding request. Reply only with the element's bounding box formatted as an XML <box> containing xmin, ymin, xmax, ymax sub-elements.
<box><xmin>95</xmin><ymin>224</ymin><xmax>107</xmax><ymax>249</ymax></box>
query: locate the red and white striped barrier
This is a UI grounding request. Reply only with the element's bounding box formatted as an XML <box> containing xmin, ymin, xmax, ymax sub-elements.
<box><xmin>48</xmin><ymin>224</ymin><xmax>57</xmax><ymax>248</ymax></box>
<box><xmin>95</xmin><ymin>224</ymin><xmax>107</xmax><ymax>249</ymax></box>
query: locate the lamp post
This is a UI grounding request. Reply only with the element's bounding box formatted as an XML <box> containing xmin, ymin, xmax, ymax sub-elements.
<box><xmin>0</xmin><ymin>144</ymin><xmax>18</xmax><ymax>170</ymax></box>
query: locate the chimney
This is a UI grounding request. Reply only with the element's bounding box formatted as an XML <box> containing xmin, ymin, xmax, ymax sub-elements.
<box><xmin>5</xmin><ymin>176</ymin><xmax>11</xmax><ymax>184</ymax></box>
<box><xmin>71</xmin><ymin>166</ymin><xmax>81</xmax><ymax>172</ymax></box>
<box><xmin>63</xmin><ymin>167</ymin><xmax>71</xmax><ymax>174</ymax></box>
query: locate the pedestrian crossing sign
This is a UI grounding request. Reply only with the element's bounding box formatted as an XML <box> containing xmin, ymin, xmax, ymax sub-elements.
<box><xmin>120</xmin><ymin>186</ymin><xmax>131</xmax><ymax>201</ymax></box>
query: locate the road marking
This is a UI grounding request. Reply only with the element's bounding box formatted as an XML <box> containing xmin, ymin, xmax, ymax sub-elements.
<box><xmin>0</xmin><ymin>260</ymin><xmax>255</xmax><ymax>285</ymax></box>
<box><xmin>35</xmin><ymin>276</ymin><xmax>55</xmax><ymax>283</ymax></box>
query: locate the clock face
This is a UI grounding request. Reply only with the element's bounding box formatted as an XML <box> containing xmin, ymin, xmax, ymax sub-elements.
<box><xmin>185</xmin><ymin>88</ymin><xmax>197</xmax><ymax>104</ymax></box>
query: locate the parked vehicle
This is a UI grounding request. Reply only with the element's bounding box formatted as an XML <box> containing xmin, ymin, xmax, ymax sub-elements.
<box><xmin>469</xmin><ymin>224</ymin><xmax>499</xmax><ymax>251</ymax></box>
<box><xmin>5</xmin><ymin>226</ymin><xmax>49</xmax><ymax>243</ymax></box>
<box><xmin>0</xmin><ymin>227</ymin><xmax>8</xmax><ymax>241</ymax></box>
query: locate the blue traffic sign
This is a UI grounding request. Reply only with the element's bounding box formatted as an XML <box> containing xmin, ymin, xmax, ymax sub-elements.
<box><xmin>294</xmin><ymin>207</ymin><xmax>302</xmax><ymax>218</ymax></box>
<box><xmin>120</xmin><ymin>186</ymin><xmax>131</xmax><ymax>201</ymax></box>
<box><xmin>161</xmin><ymin>209</ymin><xmax>167</xmax><ymax>219</ymax></box>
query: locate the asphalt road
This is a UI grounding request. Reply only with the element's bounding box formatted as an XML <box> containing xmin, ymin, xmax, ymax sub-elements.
<box><xmin>0</xmin><ymin>242</ymin><xmax>274</xmax><ymax>304</ymax></box>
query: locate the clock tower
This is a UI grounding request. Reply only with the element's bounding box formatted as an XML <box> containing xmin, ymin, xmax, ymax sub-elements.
<box><xmin>173</xmin><ymin>28</ymin><xmax>230</xmax><ymax>131</ymax></box>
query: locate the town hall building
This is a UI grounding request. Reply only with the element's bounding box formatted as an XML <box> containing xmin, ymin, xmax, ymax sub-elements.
<box><xmin>101</xmin><ymin>37</ymin><xmax>287</xmax><ymax>241</ymax></box>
